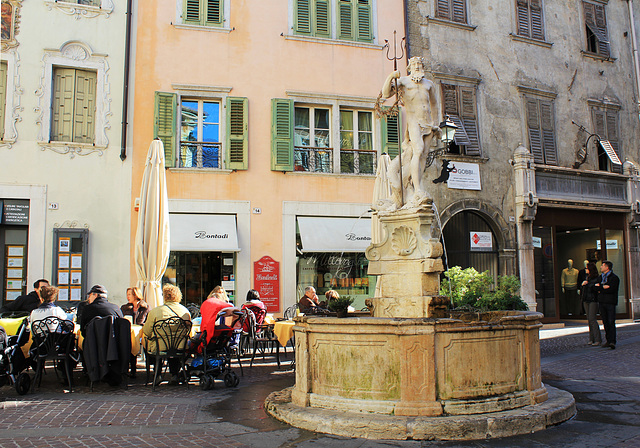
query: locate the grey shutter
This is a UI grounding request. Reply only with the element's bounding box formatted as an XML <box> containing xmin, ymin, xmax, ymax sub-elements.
<box><xmin>442</xmin><ymin>83</ymin><xmax>459</xmax><ymax>115</ymax></box>
<box><xmin>436</xmin><ymin>0</ymin><xmax>450</xmax><ymax>20</ymax></box>
<box><xmin>606</xmin><ymin>111</ymin><xmax>622</xmax><ymax>173</ymax></box>
<box><xmin>594</xmin><ymin>3</ymin><xmax>610</xmax><ymax>57</ymax></box>
<box><xmin>452</xmin><ymin>0</ymin><xmax>466</xmax><ymax>23</ymax></box>
<box><xmin>449</xmin><ymin>115</ymin><xmax>471</xmax><ymax>146</ymax></box>
<box><xmin>539</xmin><ymin>100</ymin><xmax>557</xmax><ymax>165</ymax></box>
<box><xmin>516</xmin><ymin>0</ymin><xmax>530</xmax><ymax>37</ymax></box>
<box><xmin>530</xmin><ymin>0</ymin><xmax>544</xmax><ymax>40</ymax></box>
<box><xmin>460</xmin><ymin>87</ymin><xmax>480</xmax><ymax>156</ymax></box>
<box><xmin>526</xmin><ymin>98</ymin><xmax>544</xmax><ymax>164</ymax></box>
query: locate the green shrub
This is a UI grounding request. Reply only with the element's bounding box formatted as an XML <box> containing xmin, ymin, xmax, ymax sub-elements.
<box><xmin>327</xmin><ymin>296</ymin><xmax>354</xmax><ymax>312</ymax></box>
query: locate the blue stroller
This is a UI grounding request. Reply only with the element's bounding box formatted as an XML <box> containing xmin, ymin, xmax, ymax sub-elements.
<box><xmin>0</xmin><ymin>317</ymin><xmax>31</xmax><ymax>395</ymax></box>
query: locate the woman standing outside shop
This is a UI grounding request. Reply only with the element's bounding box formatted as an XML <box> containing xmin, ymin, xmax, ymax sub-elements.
<box><xmin>580</xmin><ymin>262</ymin><xmax>601</xmax><ymax>346</ymax></box>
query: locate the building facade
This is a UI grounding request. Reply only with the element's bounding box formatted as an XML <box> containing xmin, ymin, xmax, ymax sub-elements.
<box><xmin>406</xmin><ymin>0</ymin><xmax>640</xmax><ymax>320</ymax></box>
<box><xmin>0</xmin><ymin>0</ymin><xmax>132</xmax><ymax>307</ymax></box>
<box><xmin>130</xmin><ymin>0</ymin><xmax>406</xmax><ymax>311</ymax></box>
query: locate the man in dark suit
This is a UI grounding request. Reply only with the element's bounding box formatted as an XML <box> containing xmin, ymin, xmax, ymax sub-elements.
<box><xmin>0</xmin><ymin>279</ymin><xmax>49</xmax><ymax>314</ymax></box>
<box><xmin>78</xmin><ymin>285</ymin><xmax>123</xmax><ymax>336</ymax></box>
<box><xmin>594</xmin><ymin>261</ymin><xmax>620</xmax><ymax>349</ymax></box>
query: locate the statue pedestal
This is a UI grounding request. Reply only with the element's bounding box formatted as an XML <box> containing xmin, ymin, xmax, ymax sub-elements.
<box><xmin>366</xmin><ymin>202</ymin><xmax>449</xmax><ymax>318</ymax></box>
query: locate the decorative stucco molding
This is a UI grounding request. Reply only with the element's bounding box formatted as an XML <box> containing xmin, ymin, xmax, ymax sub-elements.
<box><xmin>44</xmin><ymin>0</ymin><xmax>114</xmax><ymax>19</ymax></box>
<box><xmin>0</xmin><ymin>49</ymin><xmax>24</xmax><ymax>148</ymax></box>
<box><xmin>34</xmin><ymin>41</ymin><xmax>112</xmax><ymax>157</ymax></box>
<box><xmin>53</xmin><ymin>220</ymin><xmax>90</xmax><ymax>229</ymax></box>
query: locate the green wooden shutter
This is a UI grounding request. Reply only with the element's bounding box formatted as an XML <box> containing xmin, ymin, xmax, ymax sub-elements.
<box><xmin>271</xmin><ymin>99</ymin><xmax>294</xmax><ymax>171</ymax></box>
<box><xmin>205</xmin><ymin>0</ymin><xmax>222</xmax><ymax>26</ymax></box>
<box><xmin>184</xmin><ymin>0</ymin><xmax>201</xmax><ymax>24</ymax></box>
<box><xmin>526</xmin><ymin>98</ymin><xmax>544</xmax><ymax>164</ymax></box>
<box><xmin>338</xmin><ymin>0</ymin><xmax>354</xmax><ymax>40</ymax></box>
<box><xmin>315</xmin><ymin>0</ymin><xmax>331</xmax><ymax>37</ymax></box>
<box><xmin>356</xmin><ymin>0</ymin><xmax>372</xmax><ymax>42</ymax></box>
<box><xmin>51</xmin><ymin>68</ymin><xmax>76</xmax><ymax>143</ymax></box>
<box><xmin>530</xmin><ymin>0</ymin><xmax>544</xmax><ymax>40</ymax></box>
<box><xmin>226</xmin><ymin>97</ymin><xmax>248</xmax><ymax>170</ymax></box>
<box><xmin>0</xmin><ymin>62</ymin><xmax>7</xmax><ymax>140</ymax></box>
<box><xmin>539</xmin><ymin>100</ymin><xmax>557</xmax><ymax>165</ymax></box>
<box><xmin>295</xmin><ymin>0</ymin><xmax>312</xmax><ymax>35</ymax></box>
<box><xmin>460</xmin><ymin>87</ymin><xmax>480</xmax><ymax>156</ymax></box>
<box><xmin>154</xmin><ymin>92</ymin><xmax>177</xmax><ymax>167</ymax></box>
<box><xmin>382</xmin><ymin>111</ymin><xmax>400</xmax><ymax>159</ymax></box>
<box><xmin>73</xmin><ymin>70</ymin><xmax>96</xmax><ymax>144</ymax></box>
<box><xmin>516</xmin><ymin>0</ymin><xmax>530</xmax><ymax>37</ymax></box>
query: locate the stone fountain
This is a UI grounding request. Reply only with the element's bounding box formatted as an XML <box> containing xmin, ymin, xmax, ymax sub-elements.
<box><xmin>265</xmin><ymin>58</ymin><xmax>575</xmax><ymax>440</ymax></box>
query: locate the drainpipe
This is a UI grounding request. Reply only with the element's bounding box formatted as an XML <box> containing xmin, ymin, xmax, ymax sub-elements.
<box><xmin>627</xmin><ymin>0</ymin><xmax>640</xmax><ymax>119</ymax></box>
<box><xmin>403</xmin><ymin>0</ymin><xmax>411</xmax><ymax>63</ymax></box>
<box><xmin>120</xmin><ymin>0</ymin><xmax>133</xmax><ymax>161</ymax></box>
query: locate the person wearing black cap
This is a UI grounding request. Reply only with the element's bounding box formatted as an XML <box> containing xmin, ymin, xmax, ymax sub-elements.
<box><xmin>78</xmin><ymin>285</ymin><xmax>123</xmax><ymax>336</ymax></box>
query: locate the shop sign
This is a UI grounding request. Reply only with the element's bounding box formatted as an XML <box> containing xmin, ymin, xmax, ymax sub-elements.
<box><xmin>532</xmin><ymin>236</ymin><xmax>542</xmax><ymax>248</ymax></box>
<box><xmin>596</xmin><ymin>240</ymin><xmax>619</xmax><ymax>250</ymax></box>
<box><xmin>447</xmin><ymin>162</ymin><xmax>481</xmax><ymax>191</ymax></box>
<box><xmin>470</xmin><ymin>231</ymin><xmax>492</xmax><ymax>251</ymax></box>
<box><xmin>2</xmin><ymin>200</ymin><xmax>29</xmax><ymax>225</ymax></box>
<box><xmin>297</xmin><ymin>217</ymin><xmax>371</xmax><ymax>252</ymax></box>
<box><xmin>169</xmin><ymin>213</ymin><xmax>239</xmax><ymax>251</ymax></box>
<box><xmin>254</xmin><ymin>256</ymin><xmax>280</xmax><ymax>312</ymax></box>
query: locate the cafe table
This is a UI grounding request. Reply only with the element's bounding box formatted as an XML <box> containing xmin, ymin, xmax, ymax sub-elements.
<box><xmin>273</xmin><ymin>320</ymin><xmax>296</xmax><ymax>348</ymax></box>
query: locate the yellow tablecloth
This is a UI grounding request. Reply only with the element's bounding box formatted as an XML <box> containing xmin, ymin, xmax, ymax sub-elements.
<box><xmin>0</xmin><ymin>317</ymin><xmax>27</xmax><ymax>336</ymax></box>
<box><xmin>273</xmin><ymin>321</ymin><xmax>295</xmax><ymax>347</ymax></box>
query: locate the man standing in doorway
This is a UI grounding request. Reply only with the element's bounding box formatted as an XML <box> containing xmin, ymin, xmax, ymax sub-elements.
<box><xmin>595</xmin><ymin>260</ymin><xmax>620</xmax><ymax>349</ymax></box>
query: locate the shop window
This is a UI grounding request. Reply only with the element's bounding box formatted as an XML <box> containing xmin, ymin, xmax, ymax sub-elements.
<box><xmin>583</xmin><ymin>1</ymin><xmax>610</xmax><ymax>58</ymax></box>
<box><xmin>154</xmin><ymin>92</ymin><xmax>247</xmax><ymax>170</ymax></box>
<box><xmin>515</xmin><ymin>0</ymin><xmax>545</xmax><ymax>41</ymax></box>
<box><xmin>183</xmin><ymin>0</ymin><xmax>223</xmax><ymax>27</ymax></box>
<box><xmin>435</xmin><ymin>0</ymin><xmax>468</xmax><ymax>24</ymax></box>
<box><xmin>340</xmin><ymin>109</ymin><xmax>375</xmax><ymax>174</ymax></box>
<box><xmin>51</xmin><ymin>67</ymin><xmax>97</xmax><ymax>144</ymax></box>
<box><xmin>294</xmin><ymin>0</ymin><xmax>373</xmax><ymax>43</ymax></box>
<box><xmin>591</xmin><ymin>107</ymin><xmax>622</xmax><ymax>173</ymax></box>
<box><xmin>440</xmin><ymin>83</ymin><xmax>481</xmax><ymax>156</ymax></box>
<box><xmin>525</xmin><ymin>96</ymin><xmax>557</xmax><ymax>165</ymax></box>
<box><xmin>442</xmin><ymin>211</ymin><xmax>499</xmax><ymax>280</ymax></box>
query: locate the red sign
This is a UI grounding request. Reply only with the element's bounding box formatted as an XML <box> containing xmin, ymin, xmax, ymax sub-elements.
<box><xmin>254</xmin><ymin>256</ymin><xmax>280</xmax><ymax>312</ymax></box>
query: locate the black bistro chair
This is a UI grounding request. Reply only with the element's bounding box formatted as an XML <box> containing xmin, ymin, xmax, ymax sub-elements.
<box><xmin>245</xmin><ymin>309</ymin><xmax>280</xmax><ymax>368</ymax></box>
<box><xmin>144</xmin><ymin>316</ymin><xmax>192</xmax><ymax>391</ymax></box>
<box><xmin>30</xmin><ymin>317</ymin><xmax>78</xmax><ymax>392</ymax></box>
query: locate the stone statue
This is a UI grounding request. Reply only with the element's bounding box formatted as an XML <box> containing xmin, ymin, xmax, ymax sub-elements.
<box><xmin>379</xmin><ymin>56</ymin><xmax>442</xmax><ymax>210</ymax></box>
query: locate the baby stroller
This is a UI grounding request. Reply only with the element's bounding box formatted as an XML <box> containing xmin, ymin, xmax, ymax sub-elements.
<box><xmin>186</xmin><ymin>309</ymin><xmax>244</xmax><ymax>390</ymax></box>
<box><xmin>0</xmin><ymin>317</ymin><xmax>31</xmax><ymax>395</ymax></box>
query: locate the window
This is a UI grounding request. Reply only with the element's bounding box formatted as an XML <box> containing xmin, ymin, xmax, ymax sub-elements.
<box><xmin>154</xmin><ymin>92</ymin><xmax>247</xmax><ymax>169</ymax></box>
<box><xmin>183</xmin><ymin>0</ymin><xmax>223</xmax><ymax>27</ymax></box>
<box><xmin>435</xmin><ymin>0</ymin><xmax>467</xmax><ymax>24</ymax></box>
<box><xmin>583</xmin><ymin>1</ymin><xmax>610</xmax><ymax>57</ymax></box>
<box><xmin>51</xmin><ymin>67</ymin><xmax>97</xmax><ymax>144</ymax></box>
<box><xmin>441</xmin><ymin>83</ymin><xmax>480</xmax><ymax>156</ymax></box>
<box><xmin>525</xmin><ymin>96</ymin><xmax>557</xmax><ymax>165</ymax></box>
<box><xmin>0</xmin><ymin>61</ymin><xmax>6</xmax><ymax>141</ymax></box>
<box><xmin>294</xmin><ymin>0</ymin><xmax>373</xmax><ymax>42</ymax></box>
<box><xmin>271</xmin><ymin>98</ymin><xmax>395</xmax><ymax>173</ymax></box>
<box><xmin>591</xmin><ymin>107</ymin><xmax>622</xmax><ymax>173</ymax></box>
<box><xmin>340</xmin><ymin>110</ymin><xmax>374</xmax><ymax>174</ymax></box>
<box><xmin>515</xmin><ymin>0</ymin><xmax>545</xmax><ymax>40</ymax></box>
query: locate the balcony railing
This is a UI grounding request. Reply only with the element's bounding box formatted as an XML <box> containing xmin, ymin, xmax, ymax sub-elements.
<box><xmin>294</xmin><ymin>146</ymin><xmax>333</xmax><ymax>173</ymax></box>
<box><xmin>340</xmin><ymin>149</ymin><xmax>376</xmax><ymax>175</ymax></box>
<box><xmin>179</xmin><ymin>141</ymin><xmax>222</xmax><ymax>169</ymax></box>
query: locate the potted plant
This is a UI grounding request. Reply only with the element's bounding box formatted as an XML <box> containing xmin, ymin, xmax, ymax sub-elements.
<box><xmin>328</xmin><ymin>296</ymin><xmax>354</xmax><ymax>318</ymax></box>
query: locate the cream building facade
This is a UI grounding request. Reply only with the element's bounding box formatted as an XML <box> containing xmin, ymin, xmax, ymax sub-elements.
<box><xmin>0</xmin><ymin>0</ymin><xmax>132</xmax><ymax>307</ymax></box>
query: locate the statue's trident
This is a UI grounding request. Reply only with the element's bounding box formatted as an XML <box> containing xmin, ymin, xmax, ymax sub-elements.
<box><xmin>383</xmin><ymin>31</ymin><xmax>406</xmax><ymax>207</ymax></box>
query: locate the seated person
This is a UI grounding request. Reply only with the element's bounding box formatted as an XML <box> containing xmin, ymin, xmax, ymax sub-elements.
<box><xmin>200</xmin><ymin>290</ymin><xmax>238</xmax><ymax>345</ymax></box>
<box><xmin>121</xmin><ymin>287</ymin><xmax>148</xmax><ymax>325</ymax></box>
<box><xmin>30</xmin><ymin>285</ymin><xmax>68</xmax><ymax>324</ymax></box>
<box><xmin>298</xmin><ymin>286</ymin><xmax>329</xmax><ymax>314</ymax></box>
<box><xmin>242</xmin><ymin>289</ymin><xmax>266</xmax><ymax>322</ymax></box>
<box><xmin>78</xmin><ymin>285</ymin><xmax>123</xmax><ymax>336</ymax></box>
<box><xmin>1</xmin><ymin>279</ymin><xmax>49</xmax><ymax>315</ymax></box>
<box><xmin>319</xmin><ymin>289</ymin><xmax>339</xmax><ymax>309</ymax></box>
<box><xmin>143</xmin><ymin>284</ymin><xmax>191</xmax><ymax>385</ymax></box>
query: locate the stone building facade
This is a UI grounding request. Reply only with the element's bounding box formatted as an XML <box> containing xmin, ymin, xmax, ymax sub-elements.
<box><xmin>405</xmin><ymin>0</ymin><xmax>640</xmax><ymax>320</ymax></box>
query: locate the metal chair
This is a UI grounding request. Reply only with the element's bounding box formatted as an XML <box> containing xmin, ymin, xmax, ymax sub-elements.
<box><xmin>144</xmin><ymin>316</ymin><xmax>192</xmax><ymax>391</ymax></box>
<box><xmin>186</xmin><ymin>304</ymin><xmax>201</xmax><ymax>319</ymax></box>
<box><xmin>283</xmin><ymin>304</ymin><xmax>299</xmax><ymax>320</ymax></box>
<box><xmin>246</xmin><ymin>309</ymin><xmax>280</xmax><ymax>368</ymax></box>
<box><xmin>30</xmin><ymin>317</ymin><xmax>78</xmax><ymax>392</ymax></box>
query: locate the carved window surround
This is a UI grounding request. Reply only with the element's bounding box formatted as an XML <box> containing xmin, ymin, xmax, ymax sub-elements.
<box><xmin>0</xmin><ymin>49</ymin><xmax>23</xmax><ymax>149</ymax></box>
<box><xmin>35</xmin><ymin>41</ymin><xmax>111</xmax><ymax>157</ymax></box>
<box><xmin>509</xmin><ymin>34</ymin><xmax>553</xmax><ymax>49</ymax></box>
<box><xmin>424</xmin><ymin>16</ymin><xmax>477</xmax><ymax>32</ymax></box>
<box><xmin>44</xmin><ymin>0</ymin><xmax>114</xmax><ymax>19</ymax></box>
<box><xmin>516</xmin><ymin>85</ymin><xmax>557</xmax><ymax>100</ymax></box>
<box><xmin>587</xmin><ymin>98</ymin><xmax>622</xmax><ymax>110</ymax></box>
<box><xmin>432</xmin><ymin>72</ymin><xmax>481</xmax><ymax>86</ymax></box>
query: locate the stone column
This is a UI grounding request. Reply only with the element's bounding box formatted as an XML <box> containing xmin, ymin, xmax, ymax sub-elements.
<box><xmin>512</xmin><ymin>145</ymin><xmax>538</xmax><ymax>311</ymax></box>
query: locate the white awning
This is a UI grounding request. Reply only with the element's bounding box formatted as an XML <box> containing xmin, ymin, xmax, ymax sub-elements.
<box><xmin>297</xmin><ymin>217</ymin><xmax>371</xmax><ymax>253</ymax></box>
<box><xmin>169</xmin><ymin>214</ymin><xmax>240</xmax><ymax>252</ymax></box>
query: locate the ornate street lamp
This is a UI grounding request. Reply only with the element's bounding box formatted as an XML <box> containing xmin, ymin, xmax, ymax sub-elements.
<box><xmin>426</xmin><ymin>115</ymin><xmax>458</xmax><ymax>169</ymax></box>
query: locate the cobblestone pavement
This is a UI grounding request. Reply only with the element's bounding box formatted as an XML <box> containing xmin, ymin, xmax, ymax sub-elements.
<box><xmin>0</xmin><ymin>323</ymin><xmax>638</xmax><ymax>447</ymax></box>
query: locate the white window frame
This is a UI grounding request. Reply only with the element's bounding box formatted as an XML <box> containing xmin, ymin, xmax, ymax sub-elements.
<box><xmin>0</xmin><ymin>49</ymin><xmax>22</xmax><ymax>148</ymax></box>
<box><xmin>36</xmin><ymin>41</ymin><xmax>110</xmax><ymax>157</ymax></box>
<box><xmin>44</xmin><ymin>0</ymin><xmax>114</xmax><ymax>18</ymax></box>
<box><xmin>294</xmin><ymin>105</ymin><xmax>333</xmax><ymax>172</ymax></box>
<box><xmin>339</xmin><ymin>108</ymin><xmax>375</xmax><ymax>174</ymax></box>
<box><xmin>174</xmin><ymin>0</ymin><xmax>232</xmax><ymax>32</ymax></box>
<box><xmin>179</xmin><ymin>98</ymin><xmax>222</xmax><ymax>168</ymax></box>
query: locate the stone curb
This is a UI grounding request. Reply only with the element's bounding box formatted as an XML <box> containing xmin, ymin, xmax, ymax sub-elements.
<box><xmin>265</xmin><ymin>385</ymin><xmax>576</xmax><ymax>441</ymax></box>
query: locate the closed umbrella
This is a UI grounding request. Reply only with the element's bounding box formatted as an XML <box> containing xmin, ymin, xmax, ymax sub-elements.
<box><xmin>134</xmin><ymin>139</ymin><xmax>170</xmax><ymax>309</ymax></box>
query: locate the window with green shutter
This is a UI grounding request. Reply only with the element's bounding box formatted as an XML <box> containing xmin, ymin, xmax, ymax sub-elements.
<box><xmin>271</xmin><ymin>99</ymin><xmax>294</xmax><ymax>172</ymax></box>
<box><xmin>184</xmin><ymin>0</ymin><xmax>223</xmax><ymax>27</ymax></box>
<box><xmin>381</xmin><ymin>110</ymin><xmax>400</xmax><ymax>159</ymax></box>
<box><xmin>525</xmin><ymin>96</ymin><xmax>557</xmax><ymax>166</ymax></box>
<box><xmin>338</xmin><ymin>0</ymin><xmax>372</xmax><ymax>42</ymax></box>
<box><xmin>51</xmin><ymin>67</ymin><xmax>97</xmax><ymax>144</ymax></box>
<box><xmin>0</xmin><ymin>61</ymin><xmax>7</xmax><ymax>141</ymax></box>
<box><xmin>154</xmin><ymin>92</ymin><xmax>177</xmax><ymax>168</ymax></box>
<box><xmin>226</xmin><ymin>97</ymin><xmax>248</xmax><ymax>170</ymax></box>
<box><xmin>294</xmin><ymin>0</ymin><xmax>372</xmax><ymax>42</ymax></box>
<box><xmin>515</xmin><ymin>0</ymin><xmax>545</xmax><ymax>41</ymax></box>
<box><xmin>583</xmin><ymin>1</ymin><xmax>610</xmax><ymax>57</ymax></box>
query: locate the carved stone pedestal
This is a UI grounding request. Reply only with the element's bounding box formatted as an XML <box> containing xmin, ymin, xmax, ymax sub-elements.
<box><xmin>366</xmin><ymin>202</ymin><xmax>448</xmax><ymax>318</ymax></box>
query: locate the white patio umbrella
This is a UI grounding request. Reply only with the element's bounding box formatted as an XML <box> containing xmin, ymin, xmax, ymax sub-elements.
<box><xmin>134</xmin><ymin>139</ymin><xmax>170</xmax><ymax>309</ymax></box>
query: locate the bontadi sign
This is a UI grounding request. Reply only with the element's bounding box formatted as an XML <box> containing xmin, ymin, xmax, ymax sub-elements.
<box><xmin>254</xmin><ymin>256</ymin><xmax>280</xmax><ymax>312</ymax></box>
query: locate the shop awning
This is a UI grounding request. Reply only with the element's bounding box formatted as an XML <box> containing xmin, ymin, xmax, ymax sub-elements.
<box><xmin>297</xmin><ymin>217</ymin><xmax>371</xmax><ymax>253</ymax></box>
<box><xmin>169</xmin><ymin>213</ymin><xmax>240</xmax><ymax>251</ymax></box>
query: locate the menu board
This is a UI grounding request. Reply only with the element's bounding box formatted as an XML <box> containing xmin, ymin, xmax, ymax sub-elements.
<box><xmin>4</xmin><ymin>245</ymin><xmax>26</xmax><ymax>301</ymax></box>
<box><xmin>53</xmin><ymin>230</ymin><xmax>88</xmax><ymax>302</ymax></box>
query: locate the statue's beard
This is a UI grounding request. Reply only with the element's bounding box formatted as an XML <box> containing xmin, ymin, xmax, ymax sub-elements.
<box><xmin>410</xmin><ymin>72</ymin><xmax>424</xmax><ymax>83</ymax></box>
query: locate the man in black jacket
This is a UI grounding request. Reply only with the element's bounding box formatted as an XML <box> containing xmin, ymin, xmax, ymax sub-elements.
<box><xmin>78</xmin><ymin>285</ymin><xmax>123</xmax><ymax>336</ymax></box>
<box><xmin>595</xmin><ymin>260</ymin><xmax>620</xmax><ymax>349</ymax></box>
<box><xmin>0</xmin><ymin>279</ymin><xmax>49</xmax><ymax>314</ymax></box>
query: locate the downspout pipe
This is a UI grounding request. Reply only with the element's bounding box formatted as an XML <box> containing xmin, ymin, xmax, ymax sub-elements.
<box><xmin>403</xmin><ymin>0</ymin><xmax>410</xmax><ymax>64</ymax></box>
<box><xmin>120</xmin><ymin>0</ymin><xmax>133</xmax><ymax>161</ymax></box>
<box><xmin>627</xmin><ymin>0</ymin><xmax>640</xmax><ymax>120</ymax></box>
